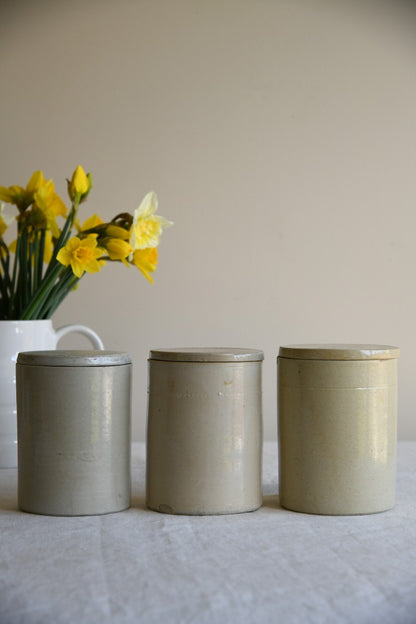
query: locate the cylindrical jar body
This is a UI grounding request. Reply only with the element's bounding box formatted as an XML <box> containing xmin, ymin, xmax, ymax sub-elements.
<box><xmin>146</xmin><ymin>348</ymin><xmax>263</xmax><ymax>515</ymax></box>
<box><xmin>17</xmin><ymin>350</ymin><xmax>131</xmax><ymax>516</ymax></box>
<box><xmin>278</xmin><ymin>344</ymin><xmax>399</xmax><ymax>515</ymax></box>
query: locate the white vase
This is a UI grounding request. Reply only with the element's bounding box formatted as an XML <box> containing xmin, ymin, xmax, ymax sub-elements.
<box><xmin>0</xmin><ymin>320</ymin><xmax>104</xmax><ymax>468</ymax></box>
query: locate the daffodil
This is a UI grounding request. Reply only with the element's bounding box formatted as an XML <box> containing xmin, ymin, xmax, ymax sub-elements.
<box><xmin>132</xmin><ymin>247</ymin><xmax>158</xmax><ymax>283</ymax></box>
<box><xmin>33</xmin><ymin>182</ymin><xmax>67</xmax><ymax>238</ymax></box>
<box><xmin>77</xmin><ymin>214</ymin><xmax>104</xmax><ymax>232</ymax></box>
<box><xmin>0</xmin><ymin>185</ymin><xmax>23</xmax><ymax>206</ymax></box>
<box><xmin>0</xmin><ymin>167</ymin><xmax>172</xmax><ymax>320</ymax></box>
<box><xmin>57</xmin><ymin>235</ymin><xmax>105</xmax><ymax>279</ymax></box>
<box><xmin>67</xmin><ymin>165</ymin><xmax>92</xmax><ymax>203</ymax></box>
<box><xmin>0</xmin><ymin>170</ymin><xmax>46</xmax><ymax>211</ymax></box>
<box><xmin>129</xmin><ymin>192</ymin><xmax>172</xmax><ymax>251</ymax></box>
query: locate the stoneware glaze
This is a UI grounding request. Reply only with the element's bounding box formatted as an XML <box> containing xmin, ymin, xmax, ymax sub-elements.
<box><xmin>16</xmin><ymin>350</ymin><xmax>131</xmax><ymax>516</ymax></box>
<box><xmin>146</xmin><ymin>348</ymin><xmax>264</xmax><ymax>515</ymax></box>
<box><xmin>278</xmin><ymin>344</ymin><xmax>400</xmax><ymax>515</ymax></box>
<box><xmin>0</xmin><ymin>320</ymin><xmax>104</xmax><ymax>468</ymax></box>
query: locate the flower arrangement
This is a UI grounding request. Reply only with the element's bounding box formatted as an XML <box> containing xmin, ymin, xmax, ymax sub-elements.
<box><xmin>0</xmin><ymin>166</ymin><xmax>172</xmax><ymax>320</ymax></box>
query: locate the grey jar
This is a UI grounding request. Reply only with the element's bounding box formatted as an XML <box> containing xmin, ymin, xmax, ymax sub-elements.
<box><xmin>278</xmin><ymin>344</ymin><xmax>400</xmax><ymax>515</ymax></box>
<box><xmin>146</xmin><ymin>348</ymin><xmax>264</xmax><ymax>515</ymax></box>
<box><xmin>16</xmin><ymin>350</ymin><xmax>132</xmax><ymax>516</ymax></box>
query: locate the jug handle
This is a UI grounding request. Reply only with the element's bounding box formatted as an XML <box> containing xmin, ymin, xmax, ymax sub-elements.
<box><xmin>55</xmin><ymin>324</ymin><xmax>104</xmax><ymax>350</ymax></box>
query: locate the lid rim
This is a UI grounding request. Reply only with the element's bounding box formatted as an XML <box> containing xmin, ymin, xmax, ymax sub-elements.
<box><xmin>149</xmin><ymin>347</ymin><xmax>264</xmax><ymax>362</ymax></box>
<box><xmin>16</xmin><ymin>350</ymin><xmax>132</xmax><ymax>367</ymax></box>
<box><xmin>278</xmin><ymin>344</ymin><xmax>400</xmax><ymax>361</ymax></box>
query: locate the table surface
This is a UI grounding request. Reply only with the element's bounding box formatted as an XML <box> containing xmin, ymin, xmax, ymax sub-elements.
<box><xmin>1</xmin><ymin>442</ymin><xmax>416</xmax><ymax>624</ymax></box>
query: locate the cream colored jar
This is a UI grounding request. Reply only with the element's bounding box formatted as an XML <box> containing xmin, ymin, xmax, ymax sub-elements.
<box><xmin>278</xmin><ymin>344</ymin><xmax>400</xmax><ymax>515</ymax></box>
<box><xmin>146</xmin><ymin>348</ymin><xmax>264</xmax><ymax>515</ymax></box>
<box><xmin>16</xmin><ymin>350</ymin><xmax>131</xmax><ymax>516</ymax></box>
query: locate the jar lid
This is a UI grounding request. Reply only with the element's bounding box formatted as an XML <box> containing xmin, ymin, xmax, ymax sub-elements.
<box><xmin>17</xmin><ymin>350</ymin><xmax>132</xmax><ymax>367</ymax></box>
<box><xmin>149</xmin><ymin>347</ymin><xmax>264</xmax><ymax>362</ymax></box>
<box><xmin>278</xmin><ymin>344</ymin><xmax>400</xmax><ymax>361</ymax></box>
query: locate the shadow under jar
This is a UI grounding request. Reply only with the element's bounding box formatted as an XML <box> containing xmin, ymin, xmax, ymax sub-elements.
<box><xmin>146</xmin><ymin>348</ymin><xmax>264</xmax><ymax>515</ymax></box>
<box><xmin>278</xmin><ymin>344</ymin><xmax>400</xmax><ymax>515</ymax></box>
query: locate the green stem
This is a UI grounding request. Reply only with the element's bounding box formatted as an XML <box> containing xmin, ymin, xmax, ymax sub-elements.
<box><xmin>0</xmin><ymin>240</ymin><xmax>9</xmax><ymax>286</ymax></box>
<box><xmin>37</xmin><ymin>267</ymin><xmax>78</xmax><ymax>318</ymax></box>
<box><xmin>45</xmin><ymin>276</ymin><xmax>79</xmax><ymax>318</ymax></box>
<box><xmin>44</xmin><ymin>200</ymin><xmax>79</xmax><ymax>279</ymax></box>
<box><xmin>18</xmin><ymin>228</ymin><xmax>29</xmax><ymax>315</ymax></box>
<box><xmin>21</xmin><ymin>263</ymin><xmax>64</xmax><ymax>320</ymax></box>
<box><xmin>8</xmin><ymin>235</ymin><xmax>21</xmax><ymax>318</ymax></box>
<box><xmin>0</xmin><ymin>245</ymin><xmax>10</xmax><ymax>319</ymax></box>
<box><xmin>37</xmin><ymin>229</ymin><xmax>46</xmax><ymax>286</ymax></box>
<box><xmin>32</xmin><ymin>232</ymin><xmax>40</xmax><ymax>293</ymax></box>
<box><xmin>28</xmin><ymin>236</ymin><xmax>35</xmax><ymax>301</ymax></box>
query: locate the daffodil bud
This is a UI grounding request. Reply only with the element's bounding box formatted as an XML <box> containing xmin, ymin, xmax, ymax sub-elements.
<box><xmin>102</xmin><ymin>237</ymin><xmax>133</xmax><ymax>261</ymax></box>
<box><xmin>105</xmin><ymin>224</ymin><xmax>130</xmax><ymax>240</ymax></box>
<box><xmin>67</xmin><ymin>166</ymin><xmax>92</xmax><ymax>203</ymax></box>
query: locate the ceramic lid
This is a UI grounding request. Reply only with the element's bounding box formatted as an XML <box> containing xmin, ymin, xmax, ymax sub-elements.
<box><xmin>17</xmin><ymin>350</ymin><xmax>132</xmax><ymax>367</ymax></box>
<box><xmin>149</xmin><ymin>348</ymin><xmax>264</xmax><ymax>362</ymax></box>
<box><xmin>278</xmin><ymin>344</ymin><xmax>400</xmax><ymax>361</ymax></box>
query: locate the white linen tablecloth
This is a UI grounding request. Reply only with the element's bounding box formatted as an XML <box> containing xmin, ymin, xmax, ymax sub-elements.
<box><xmin>1</xmin><ymin>442</ymin><xmax>416</xmax><ymax>624</ymax></box>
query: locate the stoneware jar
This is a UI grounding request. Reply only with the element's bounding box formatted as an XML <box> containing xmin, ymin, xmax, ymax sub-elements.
<box><xmin>146</xmin><ymin>348</ymin><xmax>264</xmax><ymax>515</ymax></box>
<box><xmin>16</xmin><ymin>350</ymin><xmax>131</xmax><ymax>516</ymax></box>
<box><xmin>278</xmin><ymin>344</ymin><xmax>400</xmax><ymax>515</ymax></box>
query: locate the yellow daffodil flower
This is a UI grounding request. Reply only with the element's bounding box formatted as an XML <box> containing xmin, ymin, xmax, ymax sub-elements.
<box><xmin>129</xmin><ymin>192</ymin><xmax>173</xmax><ymax>251</ymax></box>
<box><xmin>57</xmin><ymin>234</ymin><xmax>105</xmax><ymax>279</ymax></box>
<box><xmin>34</xmin><ymin>182</ymin><xmax>67</xmax><ymax>238</ymax></box>
<box><xmin>0</xmin><ymin>170</ymin><xmax>47</xmax><ymax>211</ymax></box>
<box><xmin>77</xmin><ymin>214</ymin><xmax>104</xmax><ymax>232</ymax></box>
<box><xmin>0</xmin><ymin>185</ymin><xmax>22</xmax><ymax>206</ymax></box>
<box><xmin>0</xmin><ymin>165</ymin><xmax>172</xmax><ymax>320</ymax></box>
<box><xmin>132</xmin><ymin>247</ymin><xmax>158</xmax><ymax>283</ymax></box>
<box><xmin>26</xmin><ymin>170</ymin><xmax>46</xmax><ymax>192</ymax></box>
<box><xmin>67</xmin><ymin>165</ymin><xmax>92</xmax><ymax>203</ymax></box>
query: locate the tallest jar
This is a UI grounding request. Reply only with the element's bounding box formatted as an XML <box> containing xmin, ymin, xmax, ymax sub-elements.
<box><xmin>278</xmin><ymin>344</ymin><xmax>400</xmax><ymax>515</ymax></box>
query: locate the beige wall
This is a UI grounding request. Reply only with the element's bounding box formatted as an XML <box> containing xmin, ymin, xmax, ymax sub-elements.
<box><xmin>1</xmin><ymin>0</ymin><xmax>416</xmax><ymax>440</ymax></box>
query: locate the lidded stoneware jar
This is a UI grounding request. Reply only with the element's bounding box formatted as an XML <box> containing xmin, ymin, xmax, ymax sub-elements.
<box><xmin>146</xmin><ymin>348</ymin><xmax>264</xmax><ymax>515</ymax></box>
<box><xmin>278</xmin><ymin>344</ymin><xmax>400</xmax><ymax>515</ymax></box>
<box><xmin>16</xmin><ymin>350</ymin><xmax>131</xmax><ymax>516</ymax></box>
